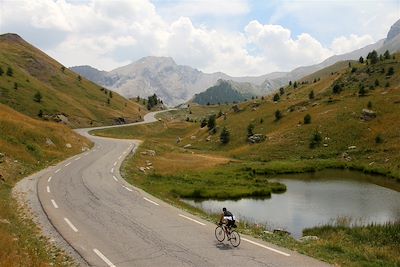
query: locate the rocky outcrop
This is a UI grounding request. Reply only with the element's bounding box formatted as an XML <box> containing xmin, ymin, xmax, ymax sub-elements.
<box><xmin>248</xmin><ymin>134</ymin><xmax>267</xmax><ymax>144</ymax></box>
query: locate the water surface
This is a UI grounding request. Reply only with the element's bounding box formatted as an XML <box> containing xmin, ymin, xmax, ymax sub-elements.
<box><xmin>183</xmin><ymin>170</ymin><xmax>400</xmax><ymax>238</ymax></box>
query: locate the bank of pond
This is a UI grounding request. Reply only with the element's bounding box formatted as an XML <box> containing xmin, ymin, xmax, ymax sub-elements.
<box><xmin>182</xmin><ymin>169</ymin><xmax>400</xmax><ymax>238</ymax></box>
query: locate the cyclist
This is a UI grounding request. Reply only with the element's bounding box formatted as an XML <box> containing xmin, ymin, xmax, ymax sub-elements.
<box><xmin>219</xmin><ymin>207</ymin><xmax>235</xmax><ymax>230</ymax></box>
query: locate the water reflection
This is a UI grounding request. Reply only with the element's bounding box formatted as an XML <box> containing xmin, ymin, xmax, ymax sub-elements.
<box><xmin>183</xmin><ymin>170</ymin><xmax>400</xmax><ymax>238</ymax></box>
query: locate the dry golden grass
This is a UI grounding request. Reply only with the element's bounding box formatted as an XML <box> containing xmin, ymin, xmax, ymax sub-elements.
<box><xmin>0</xmin><ymin>104</ymin><xmax>91</xmax><ymax>266</ymax></box>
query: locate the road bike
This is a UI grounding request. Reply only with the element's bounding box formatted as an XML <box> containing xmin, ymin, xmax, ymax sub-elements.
<box><xmin>215</xmin><ymin>222</ymin><xmax>241</xmax><ymax>247</ymax></box>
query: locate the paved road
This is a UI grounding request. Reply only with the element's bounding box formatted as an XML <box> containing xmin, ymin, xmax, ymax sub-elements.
<box><xmin>36</xmin><ymin>111</ymin><xmax>330</xmax><ymax>267</ymax></box>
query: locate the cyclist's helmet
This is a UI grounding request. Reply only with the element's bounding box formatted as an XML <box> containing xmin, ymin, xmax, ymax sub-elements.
<box><xmin>222</xmin><ymin>207</ymin><xmax>226</xmax><ymax>212</ymax></box>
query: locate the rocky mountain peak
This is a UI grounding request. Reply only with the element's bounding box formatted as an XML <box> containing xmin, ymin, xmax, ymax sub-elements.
<box><xmin>385</xmin><ymin>19</ymin><xmax>400</xmax><ymax>44</ymax></box>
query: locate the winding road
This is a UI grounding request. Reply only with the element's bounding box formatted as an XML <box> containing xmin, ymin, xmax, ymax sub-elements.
<box><xmin>33</xmin><ymin>111</ymin><xmax>329</xmax><ymax>266</ymax></box>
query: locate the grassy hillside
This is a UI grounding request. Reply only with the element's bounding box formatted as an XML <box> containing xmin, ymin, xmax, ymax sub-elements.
<box><xmin>94</xmin><ymin>53</ymin><xmax>400</xmax><ymax>266</ymax></box>
<box><xmin>0</xmin><ymin>104</ymin><xmax>92</xmax><ymax>266</ymax></box>
<box><xmin>0</xmin><ymin>33</ymin><xmax>146</xmax><ymax>128</ymax></box>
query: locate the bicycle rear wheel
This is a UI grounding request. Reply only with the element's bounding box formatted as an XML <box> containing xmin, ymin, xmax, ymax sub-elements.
<box><xmin>215</xmin><ymin>226</ymin><xmax>225</xmax><ymax>242</ymax></box>
<box><xmin>229</xmin><ymin>230</ymin><xmax>241</xmax><ymax>247</ymax></box>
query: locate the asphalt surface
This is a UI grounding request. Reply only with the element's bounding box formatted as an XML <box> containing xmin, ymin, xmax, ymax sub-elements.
<box><xmin>32</xmin><ymin>111</ymin><xmax>330</xmax><ymax>267</ymax></box>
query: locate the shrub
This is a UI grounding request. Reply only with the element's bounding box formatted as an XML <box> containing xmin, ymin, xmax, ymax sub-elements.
<box><xmin>279</xmin><ymin>87</ymin><xmax>285</xmax><ymax>95</ymax></box>
<box><xmin>220</xmin><ymin>127</ymin><xmax>230</xmax><ymax>144</ymax></box>
<box><xmin>275</xmin><ymin>110</ymin><xmax>282</xmax><ymax>121</ymax></box>
<box><xmin>375</xmin><ymin>134</ymin><xmax>383</xmax><ymax>144</ymax></box>
<box><xmin>304</xmin><ymin>114</ymin><xmax>311</xmax><ymax>124</ymax></box>
<box><xmin>387</xmin><ymin>67</ymin><xmax>394</xmax><ymax>76</ymax></box>
<box><xmin>309</xmin><ymin>90</ymin><xmax>315</xmax><ymax>100</ymax></box>
<box><xmin>367</xmin><ymin>101</ymin><xmax>372</xmax><ymax>109</ymax></box>
<box><xmin>374</xmin><ymin>79</ymin><xmax>380</xmax><ymax>87</ymax></box>
<box><xmin>358</xmin><ymin>85</ymin><xmax>367</xmax><ymax>96</ymax></box>
<box><xmin>33</xmin><ymin>91</ymin><xmax>42</xmax><ymax>103</ymax></box>
<box><xmin>6</xmin><ymin>66</ymin><xmax>13</xmax><ymax>76</ymax></box>
<box><xmin>14</xmin><ymin>82</ymin><xmax>18</xmax><ymax>90</ymax></box>
<box><xmin>351</xmin><ymin>67</ymin><xmax>357</xmax><ymax>73</ymax></box>
<box><xmin>200</xmin><ymin>118</ymin><xmax>207</xmax><ymax>128</ymax></box>
<box><xmin>332</xmin><ymin>84</ymin><xmax>342</xmax><ymax>94</ymax></box>
<box><xmin>247</xmin><ymin>123</ymin><xmax>255</xmax><ymax>137</ymax></box>
<box><xmin>0</xmin><ymin>66</ymin><xmax>3</xmax><ymax>76</ymax></box>
<box><xmin>309</xmin><ymin>130</ymin><xmax>322</xmax><ymax>148</ymax></box>
<box><xmin>207</xmin><ymin>114</ymin><xmax>216</xmax><ymax>131</ymax></box>
<box><xmin>273</xmin><ymin>93</ymin><xmax>280</xmax><ymax>102</ymax></box>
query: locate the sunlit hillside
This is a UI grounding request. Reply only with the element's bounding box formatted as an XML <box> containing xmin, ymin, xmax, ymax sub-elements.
<box><xmin>0</xmin><ymin>33</ymin><xmax>146</xmax><ymax>128</ymax></box>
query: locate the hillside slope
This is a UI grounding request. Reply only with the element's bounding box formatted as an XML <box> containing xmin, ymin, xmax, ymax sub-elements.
<box><xmin>0</xmin><ymin>33</ymin><xmax>146</xmax><ymax>127</ymax></box>
<box><xmin>0</xmin><ymin>104</ymin><xmax>91</xmax><ymax>265</ymax></box>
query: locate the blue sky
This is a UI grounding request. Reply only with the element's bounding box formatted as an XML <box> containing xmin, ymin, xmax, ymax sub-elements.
<box><xmin>1</xmin><ymin>0</ymin><xmax>399</xmax><ymax>76</ymax></box>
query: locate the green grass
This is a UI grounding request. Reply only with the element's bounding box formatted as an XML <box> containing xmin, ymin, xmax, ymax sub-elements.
<box><xmin>0</xmin><ymin>33</ymin><xmax>145</xmax><ymax>127</ymax></box>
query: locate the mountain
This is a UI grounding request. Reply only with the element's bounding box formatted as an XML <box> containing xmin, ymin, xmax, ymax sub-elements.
<box><xmin>0</xmin><ymin>33</ymin><xmax>145</xmax><ymax>127</ymax></box>
<box><xmin>71</xmin><ymin>57</ymin><xmax>272</xmax><ymax>106</ymax></box>
<box><xmin>72</xmin><ymin>19</ymin><xmax>400</xmax><ymax>106</ymax></box>
<box><xmin>192</xmin><ymin>80</ymin><xmax>255</xmax><ymax>105</ymax></box>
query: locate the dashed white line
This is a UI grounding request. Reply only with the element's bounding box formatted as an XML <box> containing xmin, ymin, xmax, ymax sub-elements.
<box><xmin>55</xmin><ymin>168</ymin><xmax>61</xmax><ymax>173</ymax></box>
<box><xmin>74</xmin><ymin>157</ymin><xmax>81</xmax><ymax>161</ymax></box>
<box><xmin>178</xmin><ymin>214</ymin><xmax>206</xmax><ymax>226</ymax></box>
<box><xmin>112</xmin><ymin>175</ymin><xmax>118</xmax><ymax>182</ymax></box>
<box><xmin>122</xmin><ymin>185</ymin><xmax>133</xmax><ymax>192</ymax></box>
<box><xmin>51</xmin><ymin>199</ymin><xmax>59</xmax><ymax>209</ymax></box>
<box><xmin>65</xmin><ymin>162</ymin><xmax>71</xmax><ymax>167</ymax></box>
<box><xmin>143</xmin><ymin>197</ymin><xmax>159</xmax><ymax>206</ymax></box>
<box><xmin>46</xmin><ymin>186</ymin><xmax>50</xmax><ymax>193</ymax></box>
<box><xmin>93</xmin><ymin>249</ymin><xmax>115</xmax><ymax>267</ymax></box>
<box><xmin>110</xmin><ymin>168</ymin><xmax>114</xmax><ymax>173</ymax></box>
<box><xmin>84</xmin><ymin>152</ymin><xmax>89</xmax><ymax>156</ymax></box>
<box><xmin>242</xmin><ymin>238</ymin><xmax>291</xmax><ymax>256</ymax></box>
<box><xmin>47</xmin><ymin>176</ymin><xmax>52</xmax><ymax>182</ymax></box>
<box><xmin>118</xmin><ymin>155</ymin><xmax>122</xmax><ymax>160</ymax></box>
<box><xmin>113</xmin><ymin>161</ymin><xmax>117</xmax><ymax>166</ymax></box>
<box><xmin>64</xmin><ymin>218</ymin><xmax>78</xmax><ymax>232</ymax></box>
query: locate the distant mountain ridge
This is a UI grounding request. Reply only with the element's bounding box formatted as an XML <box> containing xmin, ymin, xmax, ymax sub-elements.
<box><xmin>71</xmin><ymin>18</ymin><xmax>400</xmax><ymax>106</ymax></box>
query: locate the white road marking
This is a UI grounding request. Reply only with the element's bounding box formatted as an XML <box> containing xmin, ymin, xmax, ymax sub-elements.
<box><xmin>74</xmin><ymin>157</ymin><xmax>81</xmax><ymax>161</ymax></box>
<box><xmin>112</xmin><ymin>175</ymin><xmax>118</xmax><ymax>182</ymax></box>
<box><xmin>122</xmin><ymin>185</ymin><xmax>133</xmax><ymax>192</ymax></box>
<box><xmin>178</xmin><ymin>214</ymin><xmax>206</xmax><ymax>226</ymax></box>
<box><xmin>118</xmin><ymin>156</ymin><xmax>122</xmax><ymax>160</ymax></box>
<box><xmin>113</xmin><ymin>161</ymin><xmax>117</xmax><ymax>166</ymax></box>
<box><xmin>46</xmin><ymin>186</ymin><xmax>50</xmax><ymax>193</ymax></box>
<box><xmin>143</xmin><ymin>197</ymin><xmax>159</xmax><ymax>206</ymax></box>
<box><xmin>242</xmin><ymin>238</ymin><xmax>290</xmax><ymax>256</ymax></box>
<box><xmin>93</xmin><ymin>249</ymin><xmax>115</xmax><ymax>267</ymax></box>
<box><xmin>47</xmin><ymin>176</ymin><xmax>52</xmax><ymax>182</ymax></box>
<box><xmin>51</xmin><ymin>199</ymin><xmax>58</xmax><ymax>209</ymax></box>
<box><xmin>64</xmin><ymin>218</ymin><xmax>78</xmax><ymax>232</ymax></box>
<box><xmin>93</xmin><ymin>149</ymin><xmax>96</xmax><ymax>152</ymax></box>
<box><xmin>55</xmin><ymin>168</ymin><xmax>61</xmax><ymax>173</ymax></box>
<box><xmin>84</xmin><ymin>152</ymin><xmax>89</xmax><ymax>156</ymax></box>
<box><xmin>110</xmin><ymin>168</ymin><xmax>114</xmax><ymax>173</ymax></box>
<box><xmin>65</xmin><ymin>162</ymin><xmax>71</xmax><ymax>167</ymax></box>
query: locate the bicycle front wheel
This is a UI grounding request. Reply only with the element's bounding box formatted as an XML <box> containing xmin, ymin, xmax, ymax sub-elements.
<box><xmin>229</xmin><ymin>230</ymin><xmax>241</xmax><ymax>247</ymax></box>
<box><xmin>215</xmin><ymin>226</ymin><xmax>225</xmax><ymax>242</ymax></box>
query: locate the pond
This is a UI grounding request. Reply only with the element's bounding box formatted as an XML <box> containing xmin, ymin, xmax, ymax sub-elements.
<box><xmin>183</xmin><ymin>169</ymin><xmax>400</xmax><ymax>238</ymax></box>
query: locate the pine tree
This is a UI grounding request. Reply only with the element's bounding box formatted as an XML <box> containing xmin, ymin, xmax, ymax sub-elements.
<box><xmin>207</xmin><ymin>114</ymin><xmax>216</xmax><ymax>131</ymax></box>
<box><xmin>220</xmin><ymin>127</ymin><xmax>230</xmax><ymax>144</ymax></box>
<box><xmin>359</xmin><ymin>56</ymin><xmax>364</xmax><ymax>63</ymax></box>
<box><xmin>6</xmin><ymin>67</ymin><xmax>13</xmax><ymax>77</ymax></box>
<box><xmin>309</xmin><ymin>90</ymin><xmax>315</xmax><ymax>100</ymax></box>
<box><xmin>33</xmin><ymin>91</ymin><xmax>42</xmax><ymax>103</ymax></box>
<box><xmin>275</xmin><ymin>110</ymin><xmax>282</xmax><ymax>121</ymax></box>
<box><xmin>384</xmin><ymin>50</ymin><xmax>391</xmax><ymax>60</ymax></box>
<box><xmin>273</xmin><ymin>93</ymin><xmax>280</xmax><ymax>102</ymax></box>
<box><xmin>247</xmin><ymin>123</ymin><xmax>255</xmax><ymax>137</ymax></box>
<box><xmin>304</xmin><ymin>114</ymin><xmax>311</xmax><ymax>124</ymax></box>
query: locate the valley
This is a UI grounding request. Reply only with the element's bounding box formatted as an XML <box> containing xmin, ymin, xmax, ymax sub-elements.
<box><xmin>0</xmin><ymin>9</ymin><xmax>399</xmax><ymax>267</ymax></box>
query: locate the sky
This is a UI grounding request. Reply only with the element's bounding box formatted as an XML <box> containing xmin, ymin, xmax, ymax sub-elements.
<box><xmin>0</xmin><ymin>0</ymin><xmax>399</xmax><ymax>76</ymax></box>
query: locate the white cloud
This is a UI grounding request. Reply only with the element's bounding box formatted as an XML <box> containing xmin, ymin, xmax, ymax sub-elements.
<box><xmin>0</xmin><ymin>0</ymin><xmax>396</xmax><ymax>76</ymax></box>
<box><xmin>156</xmin><ymin>0</ymin><xmax>250</xmax><ymax>17</ymax></box>
<box><xmin>244</xmin><ymin>20</ymin><xmax>332</xmax><ymax>70</ymax></box>
<box><xmin>331</xmin><ymin>34</ymin><xmax>375</xmax><ymax>55</ymax></box>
